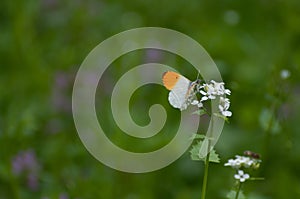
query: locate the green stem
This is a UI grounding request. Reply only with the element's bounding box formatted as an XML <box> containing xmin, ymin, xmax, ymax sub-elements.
<box><xmin>201</xmin><ymin>111</ymin><xmax>215</xmax><ymax>199</ymax></box>
<box><xmin>235</xmin><ymin>182</ymin><xmax>242</xmax><ymax>199</ymax></box>
<box><xmin>201</xmin><ymin>151</ymin><xmax>210</xmax><ymax>199</ymax></box>
<box><xmin>249</xmin><ymin>177</ymin><xmax>265</xmax><ymax>181</ymax></box>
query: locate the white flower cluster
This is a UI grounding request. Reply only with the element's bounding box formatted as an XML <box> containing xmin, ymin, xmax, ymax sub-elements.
<box><xmin>190</xmin><ymin>80</ymin><xmax>232</xmax><ymax>117</ymax></box>
<box><xmin>199</xmin><ymin>80</ymin><xmax>231</xmax><ymax>100</ymax></box>
<box><xmin>225</xmin><ymin>155</ymin><xmax>261</xmax><ymax>183</ymax></box>
<box><xmin>224</xmin><ymin>155</ymin><xmax>256</xmax><ymax>169</ymax></box>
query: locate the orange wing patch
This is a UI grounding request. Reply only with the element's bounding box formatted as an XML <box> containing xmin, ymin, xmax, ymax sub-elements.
<box><xmin>162</xmin><ymin>71</ymin><xmax>181</xmax><ymax>90</ymax></box>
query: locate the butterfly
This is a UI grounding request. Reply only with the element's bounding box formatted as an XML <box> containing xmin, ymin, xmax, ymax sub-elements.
<box><xmin>162</xmin><ymin>71</ymin><xmax>200</xmax><ymax>110</ymax></box>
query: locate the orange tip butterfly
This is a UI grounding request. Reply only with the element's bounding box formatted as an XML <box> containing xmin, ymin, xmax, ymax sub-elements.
<box><xmin>162</xmin><ymin>71</ymin><xmax>200</xmax><ymax>110</ymax></box>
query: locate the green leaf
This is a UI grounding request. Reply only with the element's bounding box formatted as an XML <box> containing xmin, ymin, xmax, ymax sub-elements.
<box><xmin>259</xmin><ymin>108</ymin><xmax>281</xmax><ymax>134</ymax></box>
<box><xmin>189</xmin><ymin>141</ymin><xmax>220</xmax><ymax>163</ymax></box>
<box><xmin>226</xmin><ymin>190</ymin><xmax>246</xmax><ymax>199</ymax></box>
<box><xmin>206</xmin><ymin>147</ymin><xmax>220</xmax><ymax>163</ymax></box>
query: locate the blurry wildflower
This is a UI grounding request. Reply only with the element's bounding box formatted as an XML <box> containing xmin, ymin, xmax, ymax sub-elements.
<box><xmin>144</xmin><ymin>49</ymin><xmax>163</xmax><ymax>62</ymax></box>
<box><xmin>225</xmin><ymin>153</ymin><xmax>263</xmax><ymax>199</ymax></box>
<box><xmin>12</xmin><ymin>150</ymin><xmax>39</xmax><ymax>175</ymax></box>
<box><xmin>280</xmin><ymin>69</ymin><xmax>290</xmax><ymax>79</ymax></box>
<box><xmin>27</xmin><ymin>172</ymin><xmax>39</xmax><ymax>190</ymax></box>
<box><xmin>224</xmin><ymin>158</ymin><xmax>240</xmax><ymax>169</ymax></box>
<box><xmin>224</xmin><ymin>155</ymin><xmax>260</xmax><ymax>169</ymax></box>
<box><xmin>234</xmin><ymin>170</ymin><xmax>250</xmax><ymax>182</ymax></box>
<box><xmin>59</xmin><ymin>193</ymin><xmax>69</xmax><ymax>199</ymax></box>
<box><xmin>42</xmin><ymin>0</ymin><xmax>58</xmax><ymax>9</ymax></box>
<box><xmin>224</xmin><ymin>10</ymin><xmax>240</xmax><ymax>26</ymax></box>
<box><xmin>225</xmin><ymin>152</ymin><xmax>262</xmax><ymax>184</ymax></box>
<box><xmin>11</xmin><ymin>149</ymin><xmax>40</xmax><ymax>191</ymax></box>
<box><xmin>52</xmin><ymin>71</ymin><xmax>74</xmax><ymax>113</ymax></box>
<box><xmin>45</xmin><ymin>119</ymin><xmax>63</xmax><ymax>134</ymax></box>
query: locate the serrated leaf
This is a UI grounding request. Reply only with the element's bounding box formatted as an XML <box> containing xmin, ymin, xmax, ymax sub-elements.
<box><xmin>192</xmin><ymin>109</ymin><xmax>206</xmax><ymax>116</ymax></box>
<box><xmin>226</xmin><ymin>190</ymin><xmax>246</xmax><ymax>199</ymax></box>
<box><xmin>206</xmin><ymin>147</ymin><xmax>220</xmax><ymax>163</ymax></box>
<box><xmin>189</xmin><ymin>141</ymin><xmax>220</xmax><ymax>163</ymax></box>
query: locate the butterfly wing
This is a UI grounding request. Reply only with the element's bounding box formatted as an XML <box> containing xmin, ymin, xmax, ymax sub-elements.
<box><xmin>162</xmin><ymin>71</ymin><xmax>191</xmax><ymax>110</ymax></box>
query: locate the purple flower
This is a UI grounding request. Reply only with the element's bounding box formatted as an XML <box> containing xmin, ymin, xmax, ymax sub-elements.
<box><xmin>52</xmin><ymin>71</ymin><xmax>75</xmax><ymax>113</ymax></box>
<box><xmin>11</xmin><ymin>149</ymin><xmax>40</xmax><ymax>191</ymax></box>
<box><xmin>59</xmin><ymin>193</ymin><xmax>69</xmax><ymax>199</ymax></box>
<box><xmin>144</xmin><ymin>49</ymin><xmax>163</xmax><ymax>63</ymax></box>
<box><xmin>27</xmin><ymin>173</ymin><xmax>39</xmax><ymax>191</ymax></box>
<box><xmin>12</xmin><ymin>150</ymin><xmax>39</xmax><ymax>175</ymax></box>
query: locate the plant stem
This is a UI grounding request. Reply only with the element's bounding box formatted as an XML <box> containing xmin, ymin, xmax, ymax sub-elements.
<box><xmin>249</xmin><ymin>177</ymin><xmax>265</xmax><ymax>181</ymax></box>
<box><xmin>201</xmin><ymin>151</ymin><xmax>210</xmax><ymax>199</ymax></box>
<box><xmin>235</xmin><ymin>182</ymin><xmax>242</xmax><ymax>199</ymax></box>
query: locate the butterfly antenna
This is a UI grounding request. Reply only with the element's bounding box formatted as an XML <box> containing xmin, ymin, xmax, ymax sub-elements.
<box><xmin>196</xmin><ymin>70</ymin><xmax>202</xmax><ymax>84</ymax></box>
<box><xmin>196</xmin><ymin>70</ymin><xmax>201</xmax><ymax>80</ymax></box>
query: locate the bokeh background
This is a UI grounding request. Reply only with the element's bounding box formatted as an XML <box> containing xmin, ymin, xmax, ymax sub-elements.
<box><xmin>1</xmin><ymin>0</ymin><xmax>300</xmax><ymax>198</ymax></box>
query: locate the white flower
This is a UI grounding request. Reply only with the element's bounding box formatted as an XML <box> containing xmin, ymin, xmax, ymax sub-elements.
<box><xmin>280</xmin><ymin>69</ymin><xmax>290</xmax><ymax>79</ymax></box>
<box><xmin>225</xmin><ymin>155</ymin><xmax>259</xmax><ymax>170</ymax></box>
<box><xmin>200</xmin><ymin>95</ymin><xmax>209</xmax><ymax>101</ymax></box>
<box><xmin>219</xmin><ymin>97</ymin><xmax>232</xmax><ymax>117</ymax></box>
<box><xmin>224</xmin><ymin>159</ymin><xmax>234</xmax><ymax>166</ymax></box>
<box><xmin>199</xmin><ymin>80</ymin><xmax>231</xmax><ymax>102</ymax></box>
<box><xmin>191</xmin><ymin>100</ymin><xmax>199</xmax><ymax>105</ymax></box>
<box><xmin>224</xmin><ymin>159</ymin><xmax>241</xmax><ymax>169</ymax></box>
<box><xmin>234</xmin><ymin>155</ymin><xmax>254</xmax><ymax>167</ymax></box>
<box><xmin>224</xmin><ymin>158</ymin><xmax>243</xmax><ymax>169</ymax></box>
<box><xmin>234</xmin><ymin>170</ymin><xmax>250</xmax><ymax>182</ymax></box>
<box><xmin>199</xmin><ymin>83</ymin><xmax>216</xmax><ymax>100</ymax></box>
<box><xmin>224</xmin><ymin>10</ymin><xmax>240</xmax><ymax>26</ymax></box>
<box><xmin>190</xmin><ymin>99</ymin><xmax>204</xmax><ymax>108</ymax></box>
<box><xmin>197</xmin><ymin>102</ymin><xmax>203</xmax><ymax>108</ymax></box>
<box><xmin>184</xmin><ymin>79</ymin><xmax>232</xmax><ymax>118</ymax></box>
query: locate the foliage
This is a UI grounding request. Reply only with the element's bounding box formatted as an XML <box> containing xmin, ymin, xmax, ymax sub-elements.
<box><xmin>1</xmin><ymin>0</ymin><xmax>300</xmax><ymax>198</ymax></box>
<box><xmin>190</xmin><ymin>141</ymin><xmax>220</xmax><ymax>163</ymax></box>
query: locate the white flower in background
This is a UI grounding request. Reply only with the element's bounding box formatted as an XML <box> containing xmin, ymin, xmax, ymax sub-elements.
<box><xmin>219</xmin><ymin>97</ymin><xmax>232</xmax><ymax>117</ymax></box>
<box><xmin>234</xmin><ymin>170</ymin><xmax>250</xmax><ymax>182</ymax></box>
<box><xmin>224</xmin><ymin>159</ymin><xmax>241</xmax><ymax>169</ymax></box>
<box><xmin>280</xmin><ymin>69</ymin><xmax>290</xmax><ymax>79</ymax></box>
<box><xmin>235</xmin><ymin>155</ymin><xmax>254</xmax><ymax>168</ymax></box>
<box><xmin>224</xmin><ymin>10</ymin><xmax>240</xmax><ymax>26</ymax></box>
<box><xmin>225</xmin><ymin>155</ymin><xmax>260</xmax><ymax>169</ymax></box>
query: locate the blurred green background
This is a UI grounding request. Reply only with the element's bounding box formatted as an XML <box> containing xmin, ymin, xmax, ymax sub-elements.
<box><xmin>1</xmin><ymin>0</ymin><xmax>300</xmax><ymax>198</ymax></box>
